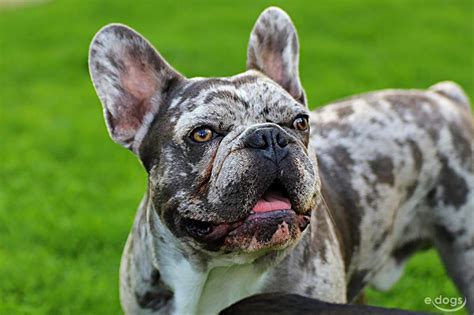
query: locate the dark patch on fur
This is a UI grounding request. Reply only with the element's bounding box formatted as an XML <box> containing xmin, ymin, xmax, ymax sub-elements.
<box><xmin>135</xmin><ymin>290</ymin><xmax>173</xmax><ymax>311</ymax></box>
<box><xmin>94</xmin><ymin>60</ymin><xmax>119</xmax><ymax>84</ymax></box>
<box><xmin>393</xmin><ymin>239</ymin><xmax>431</xmax><ymax>263</ymax></box>
<box><xmin>93</xmin><ymin>39</ymin><xmax>104</xmax><ymax>47</ymax></box>
<box><xmin>315</xmin><ymin>121</ymin><xmax>356</xmax><ymax>139</ymax></box>
<box><xmin>313</xmin><ymin>209</ymin><xmax>329</xmax><ymax>264</ymax></box>
<box><xmin>336</xmin><ymin>105</ymin><xmax>354</xmax><ymax>118</ymax></box>
<box><xmin>385</xmin><ymin>94</ymin><xmax>444</xmax><ymax>143</ymax></box>
<box><xmin>138</xmin><ymin>79</ymin><xmax>186</xmax><ymax>171</ymax></box>
<box><xmin>150</xmin><ymin>269</ymin><xmax>161</xmax><ymax>286</ymax></box>
<box><xmin>426</xmin><ymin>187</ymin><xmax>438</xmax><ymax>208</ymax></box>
<box><xmin>204</xmin><ymin>90</ymin><xmax>248</xmax><ymax>108</ymax></box>
<box><xmin>448</xmin><ymin>122</ymin><xmax>472</xmax><ymax>168</ymax></box>
<box><xmin>407</xmin><ymin>140</ymin><xmax>423</xmax><ymax>173</ymax></box>
<box><xmin>106</xmin><ymin>52</ymin><xmax>125</xmax><ymax>73</ymax></box>
<box><xmin>112</xmin><ymin>25</ymin><xmax>133</xmax><ymax>40</ymax></box>
<box><xmin>434</xmin><ymin>224</ymin><xmax>456</xmax><ymax>244</ymax></box>
<box><xmin>403</xmin><ymin>140</ymin><xmax>423</xmax><ymax>200</ymax></box>
<box><xmin>232</xmin><ymin>74</ymin><xmax>260</xmax><ymax>87</ymax></box>
<box><xmin>437</xmin><ymin>155</ymin><xmax>468</xmax><ymax>208</ymax></box>
<box><xmin>260</xmin><ymin>106</ymin><xmax>270</xmax><ymax>116</ymax></box>
<box><xmin>369</xmin><ymin>156</ymin><xmax>394</xmax><ymax>186</ymax></box>
<box><xmin>347</xmin><ymin>269</ymin><xmax>369</xmax><ymax>302</ymax></box>
<box><xmin>299</xmin><ymin>207</ymin><xmax>329</xmax><ymax>270</ymax></box>
<box><xmin>318</xmin><ymin>145</ymin><xmax>362</xmax><ymax>269</ymax></box>
<box><xmin>304</xmin><ymin>285</ymin><xmax>315</xmax><ymax>295</ymax></box>
<box><xmin>300</xmin><ymin>242</ymin><xmax>311</xmax><ymax>269</ymax></box>
<box><xmin>332</xmin><ymin>146</ymin><xmax>353</xmax><ymax>168</ymax></box>
<box><xmin>134</xmin><ymin>266</ymin><xmax>173</xmax><ymax>311</ymax></box>
<box><xmin>373</xmin><ymin>230</ymin><xmax>389</xmax><ymax>251</ymax></box>
<box><xmin>180</xmin><ymin>75</ymin><xmax>259</xmax><ymax>105</ymax></box>
<box><xmin>405</xmin><ymin>180</ymin><xmax>418</xmax><ymax>200</ymax></box>
<box><xmin>181</xmin><ymin>79</ymin><xmax>235</xmax><ymax>101</ymax></box>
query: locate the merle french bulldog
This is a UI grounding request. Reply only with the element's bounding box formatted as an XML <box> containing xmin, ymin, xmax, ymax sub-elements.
<box><xmin>88</xmin><ymin>6</ymin><xmax>474</xmax><ymax>315</ymax></box>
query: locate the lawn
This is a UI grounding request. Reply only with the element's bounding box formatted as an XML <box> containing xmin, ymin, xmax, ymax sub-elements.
<box><xmin>0</xmin><ymin>0</ymin><xmax>472</xmax><ymax>314</ymax></box>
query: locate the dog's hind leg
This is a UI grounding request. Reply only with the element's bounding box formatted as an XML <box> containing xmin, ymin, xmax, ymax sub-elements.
<box><xmin>428</xmin><ymin>162</ymin><xmax>474</xmax><ymax>312</ymax></box>
<box><xmin>425</xmin><ymin>82</ymin><xmax>474</xmax><ymax>312</ymax></box>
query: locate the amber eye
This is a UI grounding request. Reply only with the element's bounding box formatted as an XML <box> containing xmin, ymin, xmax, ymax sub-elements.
<box><xmin>293</xmin><ymin>116</ymin><xmax>309</xmax><ymax>131</ymax></box>
<box><xmin>190</xmin><ymin>127</ymin><xmax>214</xmax><ymax>143</ymax></box>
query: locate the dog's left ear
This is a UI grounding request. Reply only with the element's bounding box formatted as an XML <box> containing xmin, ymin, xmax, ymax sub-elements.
<box><xmin>89</xmin><ymin>24</ymin><xmax>183</xmax><ymax>153</ymax></box>
<box><xmin>247</xmin><ymin>7</ymin><xmax>306</xmax><ymax>105</ymax></box>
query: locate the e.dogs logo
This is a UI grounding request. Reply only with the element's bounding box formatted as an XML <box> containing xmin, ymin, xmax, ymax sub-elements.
<box><xmin>424</xmin><ymin>295</ymin><xmax>466</xmax><ymax>312</ymax></box>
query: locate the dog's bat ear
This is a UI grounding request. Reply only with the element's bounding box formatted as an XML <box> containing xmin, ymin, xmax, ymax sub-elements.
<box><xmin>247</xmin><ymin>7</ymin><xmax>306</xmax><ymax>105</ymax></box>
<box><xmin>89</xmin><ymin>24</ymin><xmax>183</xmax><ymax>153</ymax></box>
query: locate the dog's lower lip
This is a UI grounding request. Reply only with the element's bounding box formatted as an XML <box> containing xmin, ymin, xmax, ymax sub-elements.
<box><xmin>186</xmin><ymin>209</ymin><xmax>310</xmax><ymax>249</ymax></box>
<box><xmin>221</xmin><ymin>209</ymin><xmax>310</xmax><ymax>235</ymax></box>
<box><xmin>185</xmin><ymin>218</ymin><xmax>244</xmax><ymax>242</ymax></box>
<box><xmin>222</xmin><ymin>209</ymin><xmax>311</xmax><ymax>252</ymax></box>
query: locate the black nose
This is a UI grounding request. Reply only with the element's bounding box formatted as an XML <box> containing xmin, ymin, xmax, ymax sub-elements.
<box><xmin>245</xmin><ymin>127</ymin><xmax>290</xmax><ymax>162</ymax></box>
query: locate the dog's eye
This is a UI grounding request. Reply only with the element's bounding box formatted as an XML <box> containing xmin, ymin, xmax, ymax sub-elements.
<box><xmin>190</xmin><ymin>127</ymin><xmax>214</xmax><ymax>143</ymax></box>
<box><xmin>292</xmin><ymin>115</ymin><xmax>309</xmax><ymax>131</ymax></box>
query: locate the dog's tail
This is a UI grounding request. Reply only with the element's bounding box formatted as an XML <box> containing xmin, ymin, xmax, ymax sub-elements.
<box><xmin>429</xmin><ymin>81</ymin><xmax>471</xmax><ymax>112</ymax></box>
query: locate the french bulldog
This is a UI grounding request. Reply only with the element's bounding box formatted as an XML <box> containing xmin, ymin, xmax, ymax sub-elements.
<box><xmin>88</xmin><ymin>6</ymin><xmax>474</xmax><ymax>315</ymax></box>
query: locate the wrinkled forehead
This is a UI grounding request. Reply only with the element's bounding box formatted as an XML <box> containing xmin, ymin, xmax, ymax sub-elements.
<box><xmin>169</xmin><ymin>71</ymin><xmax>305</xmax><ymax>133</ymax></box>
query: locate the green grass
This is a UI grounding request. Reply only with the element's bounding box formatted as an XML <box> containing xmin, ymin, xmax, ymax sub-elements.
<box><xmin>0</xmin><ymin>0</ymin><xmax>472</xmax><ymax>314</ymax></box>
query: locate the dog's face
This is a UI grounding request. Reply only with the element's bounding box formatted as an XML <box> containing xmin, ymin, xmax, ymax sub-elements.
<box><xmin>89</xmin><ymin>8</ymin><xmax>318</xmax><ymax>255</ymax></box>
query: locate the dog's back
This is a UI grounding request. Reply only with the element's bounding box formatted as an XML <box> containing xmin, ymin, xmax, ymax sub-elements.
<box><xmin>310</xmin><ymin>82</ymin><xmax>473</xmax><ymax>303</ymax></box>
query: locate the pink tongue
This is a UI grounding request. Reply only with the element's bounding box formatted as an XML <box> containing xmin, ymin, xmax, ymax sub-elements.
<box><xmin>253</xmin><ymin>191</ymin><xmax>292</xmax><ymax>213</ymax></box>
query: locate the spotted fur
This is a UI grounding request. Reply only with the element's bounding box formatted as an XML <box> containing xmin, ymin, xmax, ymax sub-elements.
<box><xmin>311</xmin><ymin>88</ymin><xmax>473</xmax><ymax>305</ymax></box>
<box><xmin>89</xmin><ymin>6</ymin><xmax>474</xmax><ymax>315</ymax></box>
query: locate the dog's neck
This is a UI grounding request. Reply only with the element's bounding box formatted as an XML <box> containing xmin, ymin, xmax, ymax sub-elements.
<box><xmin>121</xmin><ymin>184</ymin><xmax>348</xmax><ymax>315</ymax></box>
<box><xmin>124</xmin><ymin>192</ymin><xmax>275</xmax><ymax>315</ymax></box>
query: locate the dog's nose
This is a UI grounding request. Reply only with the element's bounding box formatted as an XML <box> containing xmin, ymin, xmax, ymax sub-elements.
<box><xmin>245</xmin><ymin>127</ymin><xmax>289</xmax><ymax>162</ymax></box>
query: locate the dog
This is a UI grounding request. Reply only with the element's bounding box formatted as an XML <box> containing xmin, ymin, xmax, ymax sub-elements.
<box><xmin>219</xmin><ymin>293</ymin><xmax>432</xmax><ymax>315</ymax></box>
<box><xmin>88</xmin><ymin>6</ymin><xmax>474</xmax><ymax>315</ymax></box>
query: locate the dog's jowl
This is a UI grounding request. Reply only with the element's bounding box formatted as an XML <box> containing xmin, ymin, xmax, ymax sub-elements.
<box><xmin>89</xmin><ymin>7</ymin><xmax>474</xmax><ymax>315</ymax></box>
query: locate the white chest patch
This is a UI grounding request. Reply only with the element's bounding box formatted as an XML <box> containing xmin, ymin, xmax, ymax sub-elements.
<box><xmin>167</xmin><ymin>260</ymin><xmax>267</xmax><ymax>315</ymax></box>
<box><xmin>197</xmin><ymin>264</ymin><xmax>267</xmax><ymax>315</ymax></box>
<box><xmin>149</xmin><ymin>208</ymin><xmax>268</xmax><ymax>315</ymax></box>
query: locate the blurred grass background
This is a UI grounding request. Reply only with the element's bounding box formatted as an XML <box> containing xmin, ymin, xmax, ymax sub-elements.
<box><xmin>0</xmin><ymin>0</ymin><xmax>472</xmax><ymax>314</ymax></box>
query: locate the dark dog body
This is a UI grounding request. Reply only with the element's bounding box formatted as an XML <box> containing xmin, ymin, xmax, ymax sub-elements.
<box><xmin>220</xmin><ymin>293</ymin><xmax>432</xmax><ymax>315</ymax></box>
<box><xmin>89</xmin><ymin>7</ymin><xmax>474</xmax><ymax>315</ymax></box>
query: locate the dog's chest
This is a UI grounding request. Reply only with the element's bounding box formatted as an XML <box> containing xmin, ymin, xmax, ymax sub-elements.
<box><xmin>196</xmin><ymin>264</ymin><xmax>267</xmax><ymax>315</ymax></box>
<box><xmin>165</xmin><ymin>259</ymin><xmax>267</xmax><ymax>315</ymax></box>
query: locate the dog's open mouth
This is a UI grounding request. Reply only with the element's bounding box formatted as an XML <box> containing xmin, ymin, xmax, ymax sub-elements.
<box><xmin>252</xmin><ymin>182</ymin><xmax>293</xmax><ymax>213</ymax></box>
<box><xmin>184</xmin><ymin>181</ymin><xmax>311</xmax><ymax>252</ymax></box>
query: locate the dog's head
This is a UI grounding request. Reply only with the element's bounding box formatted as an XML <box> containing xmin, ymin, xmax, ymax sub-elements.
<box><xmin>89</xmin><ymin>7</ymin><xmax>319</xmax><ymax>257</ymax></box>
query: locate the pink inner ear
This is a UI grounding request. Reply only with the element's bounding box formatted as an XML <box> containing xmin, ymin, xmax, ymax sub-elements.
<box><xmin>115</xmin><ymin>55</ymin><xmax>158</xmax><ymax>133</ymax></box>
<box><xmin>122</xmin><ymin>56</ymin><xmax>158</xmax><ymax>101</ymax></box>
<box><xmin>264</xmin><ymin>51</ymin><xmax>284</xmax><ymax>85</ymax></box>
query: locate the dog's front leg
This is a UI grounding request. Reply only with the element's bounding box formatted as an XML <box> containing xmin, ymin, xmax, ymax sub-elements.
<box><xmin>120</xmin><ymin>194</ymin><xmax>176</xmax><ymax>315</ymax></box>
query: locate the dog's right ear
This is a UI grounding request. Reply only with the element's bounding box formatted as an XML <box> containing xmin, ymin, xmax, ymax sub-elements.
<box><xmin>247</xmin><ymin>7</ymin><xmax>306</xmax><ymax>105</ymax></box>
<box><xmin>89</xmin><ymin>24</ymin><xmax>183</xmax><ymax>153</ymax></box>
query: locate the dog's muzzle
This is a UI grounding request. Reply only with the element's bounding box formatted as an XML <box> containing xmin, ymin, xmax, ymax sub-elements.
<box><xmin>181</xmin><ymin>125</ymin><xmax>312</xmax><ymax>252</ymax></box>
<box><xmin>183</xmin><ymin>182</ymin><xmax>311</xmax><ymax>252</ymax></box>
